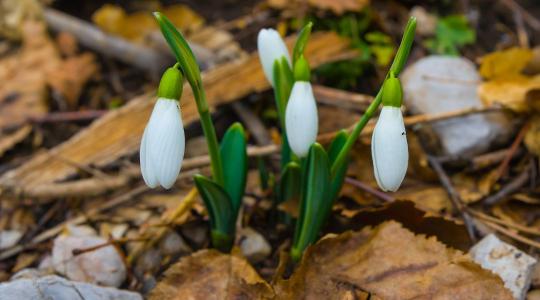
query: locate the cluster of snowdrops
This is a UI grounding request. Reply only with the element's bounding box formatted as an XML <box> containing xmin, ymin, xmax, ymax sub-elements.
<box><xmin>139</xmin><ymin>13</ymin><xmax>416</xmax><ymax>261</ymax></box>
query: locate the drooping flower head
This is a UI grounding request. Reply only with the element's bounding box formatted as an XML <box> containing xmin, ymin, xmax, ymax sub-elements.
<box><xmin>371</xmin><ymin>74</ymin><xmax>408</xmax><ymax>192</ymax></box>
<box><xmin>285</xmin><ymin>56</ymin><xmax>318</xmax><ymax>157</ymax></box>
<box><xmin>257</xmin><ymin>28</ymin><xmax>291</xmax><ymax>87</ymax></box>
<box><xmin>140</xmin><ymin>66</ymin><xmax>185</xmax><ymax>189</ymax></box>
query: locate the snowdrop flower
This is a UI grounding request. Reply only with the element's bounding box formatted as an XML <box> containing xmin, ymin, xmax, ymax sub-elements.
<box><xmin>257</xmin><ymin>28</ymin><xmax>291</xmax><ymax>87</ymax></box>
<box><xmin>140</xmin><ymin>67</ymin><xmax>185</xmax><ymax>189</ymax></box>
<box><xmin>371</xmin><ymin>75</ymin><xmax>408</xmax><ymax>192</ymax></box>
<box><xmin>285</xmin><ymin>56</ymin><xmax>318</xmax><ymax>157</ymax></box>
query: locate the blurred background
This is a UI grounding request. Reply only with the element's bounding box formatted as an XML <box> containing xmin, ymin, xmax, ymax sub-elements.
<box><xmin>0</xmin><ymin>0</ymin><xmax>540</xmax><ymax>298</ymax></box>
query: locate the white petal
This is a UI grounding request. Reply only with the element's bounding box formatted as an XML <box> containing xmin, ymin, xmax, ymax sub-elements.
<box><xmin>257</xmin><ymin>29</ymin><xmax>291</xmax><ymax>87</ymax></box>
<box><xmin>140</xmin><ymin>126</ymin><xmax>157</xmax><ymax>188</ymax></box>
<box><xmin>371</xmin><ymin>106</ymin><xmax>408</xmax><ymax>192</ymax></box>
<box><xmin>140</xmin><ymin>99</ymin><xmax>170</xmax><ymax>188</ymax></box>
<box><xmin>146</xmin><ymin>99</ymin><xmax>185</xmax><ymax>189</ymax></box>
<box><xmin>140</xmin><ymin>98</ymin><xmax>185</xmax><ymax>189</ymax></box>
<box><xmin>285</xmin><ymin>82</ymin><xmax>318</xmax><ymax>157</ymax></box>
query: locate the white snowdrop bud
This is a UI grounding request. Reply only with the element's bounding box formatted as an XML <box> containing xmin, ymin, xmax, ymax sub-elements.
<box><xmin>371</xmin><ymin>106</ymin><xmax>408</xmax><ymax>192</ymax></box>
<box><xmin>285</xmin><ymin>82</ymin><xmax>318</xmax><ymax>157</ymax></box>
<box><xmin>257</xmin><ymin>28</ymin><xmax>291</xmax><ymax>87</ymax></box>
<box><xmin>140</xmin><ymin>67</ymin><xmax>185</xmax><ymax>189</ymax></box>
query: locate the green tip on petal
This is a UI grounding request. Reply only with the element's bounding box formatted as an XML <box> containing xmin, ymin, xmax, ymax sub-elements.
<box><xmin>157</xmin><ymin>65</ymin><xmax>184</xmax><ymax>100</ymax></box>
<box><xmin>293</xmin><ymin>55</ymin><xmax>310</xmax><ymax>82</ymax></box>
<box><xmin>381</xmin><ymin>72</ymin><xmax>402</xmax><ymax>107</ymax></box>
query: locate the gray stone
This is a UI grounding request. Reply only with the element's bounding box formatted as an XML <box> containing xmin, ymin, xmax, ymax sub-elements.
<box><xmin>239</xmin><ymin>227</ymin><xmax>271</xmax><ymax>264</ymax></box>
<box><xmin>470</xmin><ymin>234</ymin><xmax>537</xmax><ymax>300</ymax></box>
<box><xmin>52</xmin><ymin>227</ymin><xmax>127</xmax><ymax>287</ymax></box>
<box><xmin>401</xmin><ymin>56</ymin><xmax>514</xmax><ymax>156</ymax></box>
<box><xmin>0</xmin><ymin>275</ymin><xmax>142</xmax><ymax>300</ymax></box>
<box><xmin>0</xmin><ymin>230</ymin><xmax>22</xmax><ymax>250</ymax></box>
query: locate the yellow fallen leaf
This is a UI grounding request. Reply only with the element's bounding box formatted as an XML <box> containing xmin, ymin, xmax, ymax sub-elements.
<box><xmin>92</xmin><ymin>4</ymin><xmax>204</xmax><ymax>43</ymax></box>
<box><xmin>479</xmin><ymin>47</ymin><xmax>533</xmax><ymax>80</ymax></box>
<box><xmin>478</xmin><ymin>74</ymin><xmax>540</xmax><ymax>112</ymax></box>
<box><xmin>525</xmin><ymin>116</ymin><xmax>540</xmax><ymax>157</ymax></box>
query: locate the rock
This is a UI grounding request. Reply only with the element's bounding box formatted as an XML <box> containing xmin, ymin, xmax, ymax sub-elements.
<box><xmin>410</xmin><ymin>6</ymin><xmax>437</xmax><ymax>36</ymax></box>
<box><xmin>181</xmin><ymin>222</ymin><xmax>208</xmax><ymax>248</ymax></box>
<box><xmin>52</xmin><ymin>226</ymin><xmax>127</xmax><ymax>287</ymax></box>
<box><xmin>134</xmin><ymin>248</ymin><xmax>162</xmax><ymax>276</ymax></box>
<box><xmin>402</xmin><ymin>56</ymin><xmax>514</xmax><ymax>156</ymax></box>
<box><xmin>0</xmin><ymin>275</ymin><xmax>142</xmax><ymax>300</ymax></box>
<box><xmin>160</xmin><ymin>230</ymin><xmax>192</xmax><ymax>256</ymax></box>
<box><xmin>239</xmin><ymin>227</ymin><xmax>271</xmax><ymax>264</ymax></box>
<box><xmin>10</xmin><ymin>268</ymin><xmax>46</xmax><ymax>280</ymax></box>
<box><xmin>470</xmin><ymin>234</ymin><xmax>537</xmax><ymax>300</ymax></box>
<box><xmin>0</xmin><ymin>230</ymin><xmax>23</xmax><ymax>250</ymax></box>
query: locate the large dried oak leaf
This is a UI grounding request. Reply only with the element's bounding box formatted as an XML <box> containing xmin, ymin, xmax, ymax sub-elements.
<box><xmin>274</xmin><ymin>221</ymin><xmax>512</xmax><ymax>300</ymax></box>
<box><xmin>148</xmin><ymin>249</ymin><xmax>274</xmax><ymax>300</ymax></box>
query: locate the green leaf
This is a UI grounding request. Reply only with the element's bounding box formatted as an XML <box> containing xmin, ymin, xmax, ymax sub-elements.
<box><xmin>273</xmin><ymin>57</ymin><xmax>294</xmax><ymax>129</ymax></box>
<box><xmin>291</xmin><ymin>143</ymin><xmax>331</xmax><ymax>262</ymax></box>
<box><xmin>366</xmin><ymin>31</ymin><xmax>395</xmax><ymax>67</ymax></box>
<box><xmin>219</xmin><ymin>123</ymin><xmax>247</xmax><ymax>214</ymax></box>
<box><xmin>292</xmin><ymin>22</ymin><xmax>313</xmax><ymax>66</ymax></box>
<box><xmin>153</xmin><ymin>12</ymin><xmax>202</xmax><ymax>89</ymax></box>
<box><xmin>327</xmin><ymin>130</ymin><xmax>349</xmax><ymax>203</ymax></box>
<box><xmin>424</xmin><ymin>15</ymin><xmax>475</xmax><ymax>55</ymax></box>
<box><xmin>278</xmin><ymin>162</ymin><xmax>301</xmax><ymax>205</ymax></box>
<box><xmin>193</xmin><ymin>174</ymin><xmax>233</xmax><ymax>236</ymax></box>
<box><xmin>273</xmin><ymin>57</ymin><xmax>295</xmax><ymax>167</ymax></box>
<box><xmin>257</xmin><ymin>157</ymin><xmax>269</xmax><ymax>191</ymax></box>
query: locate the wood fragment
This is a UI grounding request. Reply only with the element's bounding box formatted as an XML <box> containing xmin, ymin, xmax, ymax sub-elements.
<box><xmin>0</xmin><ymin>125</ymin><xmax>32</xmax><ymax>157</ymax></box>
<box><xmin>0</xmin><ymin>32</ymin><xmax>350</xmax><ymax>197</ymax></box>
<box><xmin>344</xmin><ymin>177</ymin><xmax>394</xmax><ymax>203</ymax></box>
<box><xmin>427</xmin><ymin>155</ymin><xmax>477</xmax><ymax>243</ymax></box>
<box><xmin>231</xmin><ymin>102</ymin><xmax>272</xmax><ymax>145</ymax></box>
<box><xmin>312</xmin><ymin>84</ymin><xmax>373</xmax><ymax>111</ymax></box>
<box><xmin>484</xmin><ymin>162</ymin><xmax>532</xmax><ymax>206</ymax></box>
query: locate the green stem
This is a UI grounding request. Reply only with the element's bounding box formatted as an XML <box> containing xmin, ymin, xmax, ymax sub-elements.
<box><xmin>330</xmin><ymin>17</ymin><xmax>416</xmax><ymax>176</ymax></box>
<box><xmin>193</xmin><ymin>86</ymin><xmax>225</xmax><ymax>186</ymax></box>
<box><xmin>211</xmin><ymin>230</ymin><xmax>233</xmax><ymax>252</ymax></box>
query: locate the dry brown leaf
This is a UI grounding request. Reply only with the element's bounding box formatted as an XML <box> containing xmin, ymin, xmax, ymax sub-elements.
<box><xmin>478</xmin><ymin>74</ymin><xmax>540</xmax><ymax>112</ymax></box>
<box><xmin>347</xmin><ymin>200</ymin><xmax>471</xmax><ymax>251</ymax></box>
<box><xmin>0</xmin><ymin>21</ymin><xmax>55</xmax><ymax>131</ymax></box>
<box><xmin>394</xmin><ymin>185</ymin><xmax>453</xmax><ymax>213</ymax></box>
<box><xmin>275</xmin><ymin>221</ymin><xmax>512</xmax><ymax>299</ymax></box>
<box><xmin>149</xmin><ymin>249</ymin><xmax>274</xmax><ymax>300</ymax></box>
<box><xmin>0</xmin><ymin>0</ymin><xmax>42</xmax><ymax>39</ymax></box>
<box><xmin>46</xmin><ymin>52</ymin><xmax>99</xmax><ymax>108</ymax></box>
<box><xmin>0</xmin><ymin>32</ymin><xmax>350</xmax><ymax>199</ymax></box>
<box><xmin>479</xmin><ymin>47</ymin><xmax>533</xmax><ymax>80</ymax></box>
<box><xmin>0</xmin><ymin>125</ymin><xmax>32</xmax><ymax>158</ymax></box>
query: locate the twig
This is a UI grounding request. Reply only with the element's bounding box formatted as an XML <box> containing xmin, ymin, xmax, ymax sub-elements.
<box><xmin>127</xmin><ymin>188</ymin><xmax>198</xmax><ymax>264</ymax></box>
<box><xmin>344</xmin><ymin>177</ymin><xmax>394</xmax><ymax>203</ymax></box>
<box><xmin>0</xmin><ymin>185</ymin><xmax>149</xmax><ymax>261</ymax></box>
<box><xmin>500</xmin><ymin>0</ymin><xmax>540</xmax><ymax>31</ymax></box>
<box><xmin>427</xmin><ymin>155</ymin><xmax>477</xmax><ymax>243</ymax></box>
<box><xmin>231</xmin><ymin>102</ymin><xmax>272</xmax><ymax>145</ymax></box>
<box><xmin>482</xmin><ymin>219</ymin><xmax>540</xmax><ymax>250</ymax></box>
<box><xmin>312</xmin><ymin>85</ymin><xmax>373</xmax><ymax>111</ymax></box>
<box><xmin>484</xmin><ymin>162</ymin><xmax>532</xmax><ymax>206</ymax></box>
<box><xmin>318</xmin><ymin>106</ymin><xmax>500</xmax><ymax>143</ymax></box>
<box><xmin>43</xmin><ymin>8</ymin><xmax>171</xmax><ymax>77</ymax></box>
<box><xmin>29</xmin><ymin>110</ymin><xmax>107</xmax><ymax>124</ymax></box>
<box><xmin>468</xmin><ymin>209</ymin><xmax>540</xmax><ymax>236</ymax></box>
<box><xmin>493</xmin><ymin>121</ymin><xmax>530</xmax><ymax>182</ymax></box>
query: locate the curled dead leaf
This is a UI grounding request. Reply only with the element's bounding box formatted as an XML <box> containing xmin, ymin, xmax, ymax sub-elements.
<box><xmin>275</xmin><ymin>221</ymin><xmax>512</xmax><ymax>299</ymax></box>
<box><xmin>478</xmin><ymin>74</ymin><xmax>540</xmax><ymax>112</ymax></box>
<box><xmin>149</xmin><ymin>250</ymin><xmax>274</xmax><ymax>300</ymax></box>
